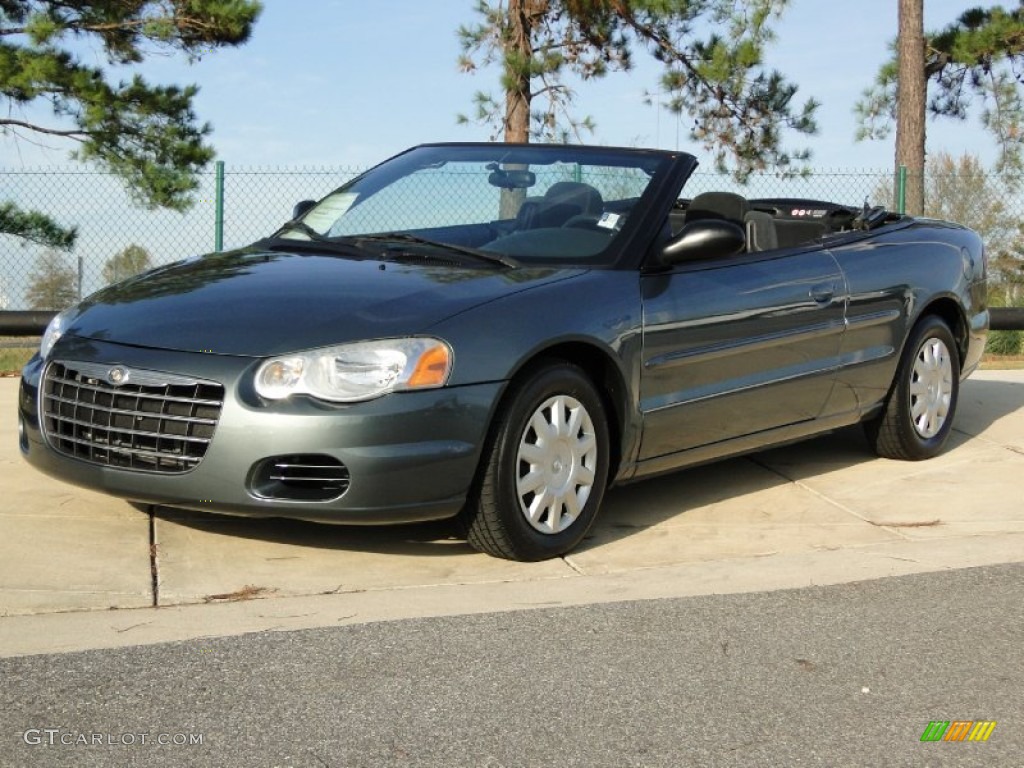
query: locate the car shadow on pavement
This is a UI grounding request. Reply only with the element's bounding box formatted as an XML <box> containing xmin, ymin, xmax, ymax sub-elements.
<box><xmin>574</xmin><ymin>426</ymin><xmax>878</xmax><ymax>554</ymax></box>
<box><xmin>143</xmin><ymin>375</ymin><xmax>1022</xmax><ymax>562</ymax></box>
<box><xmin>148</xmin><ymin>504</ymin><xmax>472</xmax><ymax>558</ymax></box>
<box><xmin>953</xmin><ymin>377</ymin><xmax>1024</xmax><ymax>437</ymax></box>
<box><xmin>146</xmin><ymin>426</ymin><xmax>884</xmax><ymax>561</ymax></box>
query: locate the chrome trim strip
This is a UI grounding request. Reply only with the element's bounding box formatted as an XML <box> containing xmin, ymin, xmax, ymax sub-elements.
<box><xmin>644</xmin><ymin>318</ymin><xmax>846</xmax><ymax>370</ymax></box>
<box><xmin>845</xmin><ymin>308</ymin><xmax>901</xmax><ymax>330</ymax></box>
<box><xmin>54</xmin><ymin>360</ymin><xmax>209</xmax><ymax>389</ymax></box>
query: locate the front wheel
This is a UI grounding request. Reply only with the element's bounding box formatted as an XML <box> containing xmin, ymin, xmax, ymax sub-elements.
<box><xmin>464</xmin><ymin>362</ymin><xmax>610</xmax><ymax>561</ymax></box>
<box><xmin>865</xmin><ymin>315</ymin><xmax>960</xmax><ymax>460</ymax></box>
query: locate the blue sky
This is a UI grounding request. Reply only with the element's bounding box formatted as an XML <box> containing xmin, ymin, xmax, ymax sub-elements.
<box><xmin>0</xmin><ymin>0</ymin><xmax>1004</xmax><ymax>309</ymax></box>
<box><xmin>3</xmin><ymin>0</ymin><xmax>1000</xmax><ymax>172</ymax></box>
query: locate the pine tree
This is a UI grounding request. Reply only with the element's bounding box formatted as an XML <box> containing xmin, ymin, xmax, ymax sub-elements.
<box><xmin>1</xmin><ymin>0</ymin><xmax>263</xmax><ymax>248</ymax></box>
<box><xmin>856</xmin><ymin>2</ymin><xmax>1024</xmax><ymax>211</ymax></box>
<box><xmin>457</xmin><ymin>0</ymin><xmax>819</xmax><ymax>179</ymax></box>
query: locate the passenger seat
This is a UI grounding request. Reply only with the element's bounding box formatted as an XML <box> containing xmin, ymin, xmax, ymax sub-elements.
<box><xmin>684</xmin><ymin>191</ymin><xmax>749</xmax><ymax>228</ymax></box>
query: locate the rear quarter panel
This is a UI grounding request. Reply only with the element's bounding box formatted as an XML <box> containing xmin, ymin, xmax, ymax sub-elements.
<box><xmin>826</xmin><ymin>219</ymin><xmax>987</xmax><ymax>420</ymax></box>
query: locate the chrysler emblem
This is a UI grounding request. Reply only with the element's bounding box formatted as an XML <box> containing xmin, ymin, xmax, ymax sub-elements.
<box><xmin>107</xmin><ymin>366</ymin><xmax>129</xmax><ymax>386</ymax></box>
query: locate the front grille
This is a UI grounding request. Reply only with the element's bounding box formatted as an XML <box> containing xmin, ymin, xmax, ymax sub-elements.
<box><xmin>42</xmin><ymin>361</ymin><xmax>224</xmax><ymax>473</ymax></box>
<box><xmin>250</xmin><ymin>454</ymin><xmax>350</xmax><ymax>501</ymax></box>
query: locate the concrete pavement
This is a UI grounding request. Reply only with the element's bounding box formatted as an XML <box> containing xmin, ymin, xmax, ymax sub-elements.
<box><xmin>1</xmin><ymin>370</ymin><xmax>1022</xmax><ymax>657</ymax></box>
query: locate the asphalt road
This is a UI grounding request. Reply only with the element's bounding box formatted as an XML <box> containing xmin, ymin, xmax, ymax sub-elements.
<box><xmin>2</xmin><ymin>563</ymin><xmax>1021</xmax><ymax>768</ymax></box>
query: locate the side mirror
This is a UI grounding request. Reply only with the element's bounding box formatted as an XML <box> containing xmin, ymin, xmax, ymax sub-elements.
<box><xmin>291</xmin><ymin>200</ymin><xmax>316</xmax><ymax>220</ymax></box>
<box><xmin>660</xmin><ymin>220</ymin><xmax>745</xmax><ymax>265</ymax></box>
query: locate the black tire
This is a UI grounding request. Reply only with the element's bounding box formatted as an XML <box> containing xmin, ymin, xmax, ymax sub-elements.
<box><xmin>864</xmin><ymin>315</ymin><xmax>960</xmax><ymax>461</ymax></box>
<box><xmin>464</xmin><ymin>362</ymin><xmax>610</xmax><ymax>561</ymax></box>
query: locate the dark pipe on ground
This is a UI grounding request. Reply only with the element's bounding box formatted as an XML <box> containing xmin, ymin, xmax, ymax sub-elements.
<box><xmin>0</xmin><ymin>311</ymin><xmax>54</xmax><ymax>336</ymax></box>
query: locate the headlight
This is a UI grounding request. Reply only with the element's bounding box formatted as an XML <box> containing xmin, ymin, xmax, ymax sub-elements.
<box><xmin>40</xmin><ymin>310</ymin><xmax>69</xmax><ymax>360</ymax></box>
<box><xmin>254</xmin><ymin>338</ymin><xmax>453</xmax><ymax>403</ymax></box>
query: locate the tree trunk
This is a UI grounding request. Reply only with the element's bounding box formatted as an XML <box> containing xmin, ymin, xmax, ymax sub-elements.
<box><xmin>895</xmin><ymin>0</ymin><xmax>926</xmax><ymax>215</ymax></box>
<box><xmin>499</xmin><ymin>0</ymin><xmax>544</xmax><ymax>218</ymax></box>
<box><xmin>503</xmin><ymin>0</ymin><xmax>537</xmax><ymax>144</ymax></box>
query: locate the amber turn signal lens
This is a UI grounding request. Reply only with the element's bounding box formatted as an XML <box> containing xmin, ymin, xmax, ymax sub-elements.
<box><xmin>407</xmin><ymin>344</ymin><xmax>451</xmax><ymax>388</ymax></box>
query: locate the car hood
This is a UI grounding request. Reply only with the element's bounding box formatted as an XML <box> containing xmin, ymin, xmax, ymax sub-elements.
<box><xmin>64</xmin><ymin>247</ymin><xmax>584</xmax><ymax>357</ymax></box>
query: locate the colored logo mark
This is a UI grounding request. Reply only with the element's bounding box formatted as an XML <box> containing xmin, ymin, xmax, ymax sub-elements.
<box><xmin>920</xmin><ymin>720</ymin><xmax>997</xmax><ymax>742</ymax></box>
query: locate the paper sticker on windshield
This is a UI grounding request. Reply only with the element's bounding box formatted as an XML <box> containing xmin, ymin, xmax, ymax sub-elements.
<box><xmin>598</xmin><ymin>212</ymin><xmax>621</xmax><ymax>229</ymax></box>
<box><xmin>304</xmin><ymin>192</ymin><xmax>358</xmax><ymax>232</ymax></box>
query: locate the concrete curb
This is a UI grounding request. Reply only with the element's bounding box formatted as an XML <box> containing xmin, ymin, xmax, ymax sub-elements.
<box><xmin>3</xmin><ymin>370</ymin><xmax>1022</xmax><ymax>657</ymax></box>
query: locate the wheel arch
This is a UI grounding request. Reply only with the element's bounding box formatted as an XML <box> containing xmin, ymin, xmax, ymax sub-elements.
<box><xmin>503</xmin><ymin>340</ymin><xmax>632</xmax><ymax>484</ymax></box>
<box><xmin>914</xmin><ymin>295</ymin><xmax>969</xmax><ymax>368</ymax></box>
<box><xmin>865</xmin><ymin>308</ymin><xmax>962</xmax><ymax>460</ymax></box>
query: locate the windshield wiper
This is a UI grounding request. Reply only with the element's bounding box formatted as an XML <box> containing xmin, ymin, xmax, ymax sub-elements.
<box><xmin>340</xmin><ymin>233</ymin><xmax>519</xmax><ymax>269</ymax></box>
<box><xmin>258</xmin><ymin>225</ymin><xmax>371</xmax><ymax>259</ymax></box>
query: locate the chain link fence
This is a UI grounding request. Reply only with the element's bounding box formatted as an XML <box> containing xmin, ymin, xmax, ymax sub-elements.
<box><xmin>1</xmin><ymin>165</ymin><xmax>363</xmax><ymax>312</ymax></box>
<box><xmin>3</xmin><ymin>163</ymin><xmax>1022</xmax><ymax>344</ymax></box>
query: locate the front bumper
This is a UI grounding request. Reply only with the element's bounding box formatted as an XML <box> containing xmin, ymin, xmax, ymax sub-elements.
<box><xmin>19</xmin><ymin>337</ymin><xmax>503</xmax><ymax>524</ymax></box>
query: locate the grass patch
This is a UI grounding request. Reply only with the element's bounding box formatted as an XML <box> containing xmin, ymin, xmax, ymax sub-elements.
<box><xmin>981</xmin><ymin>354</ymin><xmax>1024</xmax><ymax>370</ymax></box>
<box><xmin>0</xmin><ymin>346</ymin><xmax>35</xmax><ymax>375</ymax></box>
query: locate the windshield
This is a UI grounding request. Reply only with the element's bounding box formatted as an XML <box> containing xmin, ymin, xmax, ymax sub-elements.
<box><xmin>276</xmin><ymin>144</ymin><xmax>673</xmax><ymax>266</ymax></box>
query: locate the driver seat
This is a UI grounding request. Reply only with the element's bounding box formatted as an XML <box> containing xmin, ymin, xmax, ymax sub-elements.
<box><xmin>518</xmin><ymin>182</ymin><xmax>604</xmax><ymax>229</ymax></box>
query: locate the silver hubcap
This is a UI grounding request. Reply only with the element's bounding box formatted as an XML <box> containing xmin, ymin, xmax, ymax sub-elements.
<box><xmin>516</xmin><ymin>395</ymin><xmax>598</xmax><ymax>535</ymax></box>
<box><xmin>910</xmin><ymin>337</ymin><xmax>953</xmax><ymax>439</ymax></box>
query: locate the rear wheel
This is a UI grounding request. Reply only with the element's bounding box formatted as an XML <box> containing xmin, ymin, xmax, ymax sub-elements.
<box><xmin>865</xmin><ymin>315</ymin><xmax>960</xmax><ymax>460</ymax></box>
<box><xmin>464</xmin><ymin>362</ymin><xmax>610</xmax><ymax>561</ymax></box>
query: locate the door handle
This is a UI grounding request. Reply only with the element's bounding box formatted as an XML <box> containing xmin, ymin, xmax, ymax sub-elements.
<box><xmin>809</xmin><ymin>282</ymin><xmax>835</xmax><ymax>304</ymax></box>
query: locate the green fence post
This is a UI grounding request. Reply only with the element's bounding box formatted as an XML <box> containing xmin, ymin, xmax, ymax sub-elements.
<box><xmin>214</xmin><ymin>160</ymin><xmax>225</xmax><ymax>252</ymax></box>
<box><xmin>896</xmin><ymin>165</ymin><xmax>907</xmax><ymax>215</ymax></box>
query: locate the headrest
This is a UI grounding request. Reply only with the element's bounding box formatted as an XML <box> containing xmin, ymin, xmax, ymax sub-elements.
<box><xmin>686</xmin><ymin>191</ymin><xmax>749</xmax><ymax>224</ymax></box>
<box><xmin>544</xmin><ymin>182</ymin><xmax>604</xmax><ymax>216</ymax></box>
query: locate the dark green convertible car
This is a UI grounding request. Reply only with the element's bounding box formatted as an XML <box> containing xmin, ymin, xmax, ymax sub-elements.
<box><xmin>19</xmin><ymin>143</ymin><xmax>989</xmax><ymax>560</ymax></box>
